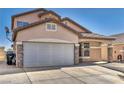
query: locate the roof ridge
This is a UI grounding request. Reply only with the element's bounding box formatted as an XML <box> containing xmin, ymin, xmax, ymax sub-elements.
<box><xmin>38</xmin><ymin>10</ymin><xmax>61</xmax><ymax>19</ymax></box>
<box><xmin>110</xmin><ymin>33</ymin><xmax>124</xmax><ymax>36</ymax></box>
<box><xmin>62</xmin><ymin>17</ymin><xmax>92</xmax><ymax>33</ymax></box>
<box><xmin>12</xmin><ymin>8</ymin><xmax>47</xmax><ymax>17</ymax></box>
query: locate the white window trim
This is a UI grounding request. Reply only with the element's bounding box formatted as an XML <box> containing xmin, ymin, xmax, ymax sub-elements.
<box><xmin>90</xmin><ymin>46</ymin><xmax>101</xmax><ymax>49</ymax></box>
<box><xmin>81</xmin><ymin>43</ymin><xmax>90</xmax><ymax>48</ymax></box>
<box><xmin>17</xmin><ymin>21</ymin><xmax>29</xmax><ymax>27</ymax></box>
<box><xmin>16</xmin><ymin>42</ymin><xmax>22</xmax><ymax>45</ymax></box>
<box><xmin>46</xmin><ymin>23</ymin><xmax>57</xmax><ymax>31</ymax></box>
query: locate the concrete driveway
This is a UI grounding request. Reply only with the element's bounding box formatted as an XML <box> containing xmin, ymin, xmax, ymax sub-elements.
<box><xmin>0</xmin><ymin>62</ymin><xmax>124</xmax><ymax>84</ymax></box>
<box><xmin>102</xmin><ymin>62</ymin><xmax>124</xmax><ymax>73</ymax></box>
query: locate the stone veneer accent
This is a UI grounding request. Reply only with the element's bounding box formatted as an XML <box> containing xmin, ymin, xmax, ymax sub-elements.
<box><xmin>16</xmin><ymin>44</ymin><xmax>23</xmax><ymax>68</ymax></box>
<box><xmin>74</xmin><ymin>45</ymin><xmax>79</xmax><ymax>64</ymax></box>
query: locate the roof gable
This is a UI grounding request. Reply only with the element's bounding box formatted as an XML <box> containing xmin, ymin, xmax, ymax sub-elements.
<box><xmin>38</xmin><ymin>10</ymin><xmax>61</xmax><ymax>20</ymax></box>
<box><xmin>11</xmin><ymin>8</ymin><xmax>47</xmax><ymax>30</ymax></box>
<box><xmin>12</xmin><ymin>18</ymin><xmax>79</xmax><ymax>41</ymax></box>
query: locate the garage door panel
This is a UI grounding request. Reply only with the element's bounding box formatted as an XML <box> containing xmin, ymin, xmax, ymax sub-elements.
<box><xmin>23</xmin><ymin>42</ymin><xmax>74</xmax><ymax>67</ymax></box>
<box><xmin>23</xmin><ymin>43</ymin><xmax>37</xmax><ymax>67</ymax></box>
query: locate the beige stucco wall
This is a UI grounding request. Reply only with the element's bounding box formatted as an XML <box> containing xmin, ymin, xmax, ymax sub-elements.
<box><xmin>90</xmin><ymin>42</ymin><xmax>101</xmax><ymax>47</ymax></box>
<box><xmin>80</xmin><ymin>39</ymin><xmax>114</xmax><ymax>62</ymax></box>
<box><xmin>90</xmin><ymin>42</ymin><xmax>101</xmax><ymax>61</ymax></box>
<box><xmin>81</xmin><ymin>49</ymin><xmax>101</xmax><ymax>62</ymax></box>
<box><xmin>80</xmin><ymin>41</ymin><xmax>102</xmax><ymax>62</ymax></box>
<box><xmin>101</xmin><ymin>44</ymin><xmax>108</xmax><ymax>61</ymax></box>
<box><xmin>112</xmin><ymin>44</ymin><xmax>124</xmax><ymax>61</ymax></box>
<box><xmin>40</xmin><ymin>13</ymin><xmax>60</xmax><ymax>21</ymax></box>
<box><xmin>79</xmin><ymin>38</ymin><xmax>112</xmax><ymax>43</ymax></box>
<box><xmin>13</xmin><ymin>11</ymin><xmax>45</xmax><ymax>29</ymax></box>
<box><xmin>15</xmin><ymin>23</ymin><xmax>79</xmax><ymax>43</ymax></box>
<box><xmin>15</xmin><ymin>23</ymin><xmax>79</xmax><ymax>67</ymax></box>
<box><xmin>90</xmin><ymin>48</ymin><xmax>101</xmax><ymax>61</ymax></box>
<box><xmin>62</xmin><ymin>20</ymin><xmax>87</xmax><ymax>33</ymax></box>
<box><xmin>0</xmin><ymin>48</ymin><xmax>5</xmax><ymax>62</ymax></box>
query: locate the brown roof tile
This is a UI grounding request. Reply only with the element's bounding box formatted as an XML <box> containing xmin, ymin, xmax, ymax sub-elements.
<box><xmin>38</xmin><ymin>10</ymin><xmax>61</xmax><ymax>19</ymax></box>
<box><xmin>110</xmin><ymin>33</ymin><xmax>124</xmax><ymax>43</ymax></box>
<box><xmin>62</xmin><ymin>17</ymin><xmax>92</xmax><ymax>33</ymax></box>
<box><xmin>80</xmin><ymin>33</ymin><xmax>115</xmax><ymax>40</ymax></box>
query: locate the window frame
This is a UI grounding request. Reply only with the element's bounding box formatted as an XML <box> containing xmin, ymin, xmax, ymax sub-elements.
<box><xmin>17</xmin><ymin>21</ymin><xmax>29</xmax><ymax>27</ymax></box>
<box><xmin>83</xmin><ymin>43</ymin><xmax>90</xmax><ymax>48</ymax></box>
<box><xmin>83</xmin><ymin>49</ymin><xmax>90</xmax><ymax>57</ymax></box>
<box><xmin>46</xmin><ymin>23</ymin><xmax>57</xmax><ymax>31</ymax></box>
<box><xmin>83</xmin><ymin>43</ymin><xmax>90</xmax><ymax>57</ymax></box>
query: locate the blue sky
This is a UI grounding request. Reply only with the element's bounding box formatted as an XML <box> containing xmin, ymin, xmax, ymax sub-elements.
<box><xmin>0</xmin><ymin>8</ymin><xmax>124</xmax><ymax>49</ymax></box>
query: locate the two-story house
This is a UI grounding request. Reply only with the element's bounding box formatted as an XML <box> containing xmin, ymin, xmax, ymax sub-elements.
<box><xmin>11</xmin><ymin>8</ymin><xmax>115</xmax><ymax>67</ymax></box>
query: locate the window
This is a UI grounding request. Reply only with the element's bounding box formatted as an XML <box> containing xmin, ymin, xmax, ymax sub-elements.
<box><xmin>46</xmin><ymin>23</ymin><xmax>57</xmax><ymax>31</ymax></box>
<box><xmin>83</xmin><ymin>43</ymin><xmax>90</xmax><ymax>57</ymax></box>
<box><xmin>84</xmin><ymin>43</ymin><xmax>90</xmax><ymax>48</ymax></box>
<box><xmin>84</xmin><ymin>50</ymin><xmax>90</xmax><ymax>57</ymax></box>
<box><xmin>79</xmin><ymin>43</ymin><xmax>90</xmax><ymax>57</ymax></box>
<box><xmin>17</xmin><ymin>21</ymin><xmax>29</xmax><ymax>27</ymax></box>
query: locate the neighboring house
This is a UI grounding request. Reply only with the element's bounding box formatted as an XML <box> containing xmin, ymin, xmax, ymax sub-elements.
<box><xmin>0</xmin><ymin>47</ymin><xmax>5</xmax><ymax>62</ymax></box>
<box><xmin>11</xmin><ymin>8</ymin><xmax>115</xmax><ymax>67</ymax></box>
<box><xmin>110</xmin><ymin>33</ymin><xmax>124</xmax><ymax>62</ymax></box>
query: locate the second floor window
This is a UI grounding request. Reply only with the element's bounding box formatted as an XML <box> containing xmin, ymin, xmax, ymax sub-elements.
<box><xmin>17</xmin><ymin>21</ymin><xmax>29</xmax><ymax>27</ymax></box>
<box><xmin>46</xmin><ymin>23</ymin><xmax>57</xmax><ymax>31</ymax></box>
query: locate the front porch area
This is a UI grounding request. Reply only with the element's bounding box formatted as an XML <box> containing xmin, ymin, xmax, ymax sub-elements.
<box><xmin>78</xmin><ymin>38</ymin><xmax>112</xmax><ymax>63</ymax></box>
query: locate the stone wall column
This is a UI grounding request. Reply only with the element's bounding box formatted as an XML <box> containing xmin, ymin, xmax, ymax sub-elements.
<box><xmin>74</xmin><ymin>44</ymin><xmax>79</xmax><ymax>64</ymax></box>
<box><xmin>16</xmin><ymin>44</ymin><xmax>23</xmax><ymax>68</ymax></box>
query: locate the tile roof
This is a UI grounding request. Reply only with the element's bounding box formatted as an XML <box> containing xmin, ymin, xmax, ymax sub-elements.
<box><xmin>80</xmin><ymin>33</ymin><xmax>115</xmax><ymax>40</ymax></box>
<box><xmin>12</xmin><ymin>8</ymin><xmax>47</xmax><ymax>18</ymax></box>
<box><xmin>62</xmin><ymin>17</ymin><xmax>92</xmax><ymax>33</ymax></box>
<box><xmin>110</xmin><ymin>33</ymin><xmax>124</xmax><ymax>43</ymax></box>
<box><xmin>38</xmin><ymin>10</ymin><xmax>61</xmax><ymax>20</ymax></box>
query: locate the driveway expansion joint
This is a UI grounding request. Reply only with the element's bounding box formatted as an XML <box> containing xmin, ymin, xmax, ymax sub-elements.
<box><xmin>22</xmin><ymin>68</ymin><xmax>32</xmax><ymax>84</ymax></box>
<box><xmin>60</xmin><ymin>69</ymin><xmax>87</xmax><ymax>84</ymax></box>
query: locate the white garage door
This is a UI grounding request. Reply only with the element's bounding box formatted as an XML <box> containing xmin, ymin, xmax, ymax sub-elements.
<box><xmin>23</xmin><ymin>42</ymin><xmax>74</xmax><ymax>67</ymax></box>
